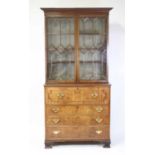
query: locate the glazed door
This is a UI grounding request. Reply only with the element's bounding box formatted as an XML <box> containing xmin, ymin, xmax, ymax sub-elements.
<box><xmin>46</xmin><ymin>17</ymin><xmax>75</xmax><ymax>82</ymax></box>
<box><xmin>78</xmin><ymin>16</ymin><xmax>107</xmax><ymax>82</ymax></box>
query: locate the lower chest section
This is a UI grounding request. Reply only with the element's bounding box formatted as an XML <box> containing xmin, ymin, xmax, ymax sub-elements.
<box><xmin>45</xmin><ymin>85</ymin><xmax>110</xmax><ymax>141</ymax></box>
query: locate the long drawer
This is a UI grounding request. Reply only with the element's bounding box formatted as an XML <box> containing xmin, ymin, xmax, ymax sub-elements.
<box><xmin>46</xmin><ymin>125</ymin><xmax>110</xmax><ymax>140</ymax></box>
<box><xmin>46</xmin><ymin>105</ymin><xmax>109</xmax><ymax>116</ymax></box>
<box><xmin>46</xmin><ymin>115</ymin><xmax>109</xmax><ymax>126</ymax></box>
<box><xmin>45</xmin><ymin>87</ymin><xmax>109</xmax><ymax>103</ymax></box>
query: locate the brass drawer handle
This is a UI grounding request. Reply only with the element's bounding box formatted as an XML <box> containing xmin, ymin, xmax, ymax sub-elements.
<box><xmin>91</xmin><ymin>93</ymin><xmax>98</xmax><ymax>98</ymax></box>
<box><xmin>95</xmin><ymin>106</ymin><xmax>103</xmax><ymax>112</ymax></box>
<box><xmin>52</xmin><ymin>107</ymin><xmax>60</xmax><ymax>113</ymax></box>
<box><xmin>53</xmin><ymin>130</ymin><xmax>60</xmax><ymax>135</ymax></box>
<box><xmin>96</xmin><ymin>130</ymin><xmax>102</xmax><ymax>134</ymax></box>
<box><xmin>52</xmin><ymin>118</ymin><xmax>60</xmax><ymax>124</ymax></box>
<box><xmin>57</xmin><ymin>93</ymin><xmax>64</xmax><ymax>98</ymax></box>
<box><xmin>95</xmin><ymin>117</ymin><xmax>103</xmax><ymax>123</ymax></box>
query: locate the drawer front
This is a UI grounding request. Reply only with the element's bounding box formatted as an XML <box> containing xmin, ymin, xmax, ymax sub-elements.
<box><xmin>46</xmin><ymin>105</ymin><xmax>110</xmax><ymax>126</ymax></box>
<box><xmin>81</xmin><ymin>87</ymin><xmax>100</xmax><ymax>101</ymax></box>
<box><xmin>46</xmin><ymin>126</ymin><xmax>109</xmax><ymax>140</ymax></box>
<box><xmin>45</xmin><ymin>86</ymin><xmax>110</xmax><ymax>104</ymax></box>
<box><xmin>46</xmin><ymin>105</ymin><xmax>108</xmax><ymax>116</ymax></box>
<box><xmin>46</xmin><ymin>115</ymin><xmax>109</xmax><ymax>126</ymax></box>
<box><xmin>46</xmin><ymin>88</ymin><xmax>74</xmax><ymax>102</ymax></box>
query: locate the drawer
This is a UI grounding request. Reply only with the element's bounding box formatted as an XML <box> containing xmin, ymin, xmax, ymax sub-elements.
<box><xmin>46</xmin><ymin>88</ymin><xmax>74</xmax><ymax>102</ymax></box>
<box><xmin>81</xmin><ymin>87</ymin><xmax>100</xmax><ymax>102</ymax></box>
<box><xmin>46</xmin><ymin>87</ymin><xmax>84</xmax><ymax>102</ymax></box>
<box><xmin>46</xmin><ymin>115</ymin><xmax>109</xmax><ymax>126</ymax></box>
<box><xmin>45</xmin><ymin>87</ymin><xmax>110</xmax><ymax>103</ymax></box>
<box><xmin>46</xmin><ymin>125</ymin><xmax>109</xmax><ymax>140</ymax></box>
<box><xmin>46</xmin><ymin>105</ymin><xmax>108</xmax><ymax>116</ymax></box>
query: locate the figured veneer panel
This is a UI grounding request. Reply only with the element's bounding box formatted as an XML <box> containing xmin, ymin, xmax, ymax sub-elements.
<box><xmin>47</xmin><ymin>87</ymin><xmax>74</xmax><ymax>101</ymax></box>
<box><xmin>46</xmin><ymin>87</ymin><xmax>109</xmax><ymax>103</ymax></box>
<box><xmin>46</xmin><ymin>105</ymin><xmax>108</xmax><ymax>116</ymax></box>
<box><xmin>46</xmin><ymin>115</ymin><xmax>109</xmax><ymax>126</ymax></box>
<box><xmin>46</xmin><ymin>126</ymin><xmax>109</xmax><ymax>140</ymax></box>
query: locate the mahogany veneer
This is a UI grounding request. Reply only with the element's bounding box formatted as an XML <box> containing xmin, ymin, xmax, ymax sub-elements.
<box><xmin>41</xmin><ymin>8</ymin><xmax>112</xmax><ymax>148</ymax></box>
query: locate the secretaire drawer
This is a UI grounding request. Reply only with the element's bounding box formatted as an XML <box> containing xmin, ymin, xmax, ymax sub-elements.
<box><xmin>46</xmin><ymin>87</ymin><xmax>74</xmax><ymax>101</ymax></box>
<box><xmin>45</xmin><ymin>86</ymin><xmax>110</xmax><ymax>102</ymax></box>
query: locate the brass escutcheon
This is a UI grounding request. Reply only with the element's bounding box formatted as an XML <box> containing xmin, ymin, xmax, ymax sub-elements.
<box><xmin>91</xmin><ymin>92</ymin><xmax>98</xmax><ymax>98</ymax></box>
<box><xmin>95</xmin><ymin>106</ymin><xmax>103</xmax><ymax>112</ymax></box>
<box><xmin>95</xmin><ymin>117</ymin><xmax>103</xmax><ymax>123</ymax></box>
<box><xmin>53</xmin><ymin>130</ymin><xmax>60</xmax><ymax>135</ymax></box>
<box><xmin>52</xmin><ymin>107</ymin><xmax>60</xmax><ymax>113</ymax></box>
<box><xmin>52</xmin><ymin>118</ymin><xmax>60</xmax><ymax>124</ymax></box>
<box><xmin>96</xmin><ymin>130</ymin><xmax>102</xmax><ymax>134</ymax></box>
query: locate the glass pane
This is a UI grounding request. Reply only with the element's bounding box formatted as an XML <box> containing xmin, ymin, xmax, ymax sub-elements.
<box><xmin>47</xmin><ymin>17</ymin><xmax>75</xmax><ymax>81</ymax></box>
<box><xmin>79</xmin><ymin>17</ymin><xmax>106</xmax><ymax>80</ymax></box>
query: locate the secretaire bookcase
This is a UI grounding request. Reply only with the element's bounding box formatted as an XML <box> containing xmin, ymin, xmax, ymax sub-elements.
<box><xmin>41</xmin><ymin>8</ymin><xmax>112</xmax><ymax>148</ymax></box>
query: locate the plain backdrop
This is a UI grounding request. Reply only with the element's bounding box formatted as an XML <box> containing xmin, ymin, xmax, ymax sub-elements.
<box><xmin>29</xmin><ymin>0</ymin><xmax>125</xmax><ymax>154</ymax></box>
<box><xmin>0</xmin><ymin>0</ymin><xmax>155</xmax><ymax>155</ymax></box>
<box><xmin>1</xmin><ymin>0</ymin><xmax>155</xmax><ymax>155</ymax></box>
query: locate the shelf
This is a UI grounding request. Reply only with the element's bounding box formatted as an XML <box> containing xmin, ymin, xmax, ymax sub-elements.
<box><xmin>48</xmin><ymin>61</ymin><xmax>102</xmax><ymax>64</ymax></box>
<box><xmin>47</xmin><ymin>33</ymin><xmax>74</xmax><ymax>35</ymax></box>
<box><xmin>48</xmin><ymin>48</ymin><xmax>75</xmax><ymax>52</ymax></box>
<box><xmin>48</xmin><ymin>48</ymin><xmax>104</xmax><ymax>52</ymax></box>
<box><xmin>48</xmin><ymin>61</ymin><xmax>75</xmax><ymax>64</ymax></box>
<box><xmin>79</xmin><ymin>32</ymin><xmax>100</xmax><ymax>35</ymax></box>
<box><xmin>80</xmin><ymin>47</ymin><xmax>103</xmax><ymax>50</ymax></box>
<box><xmin>79</xmin><ymin>32</ymin><xmax>106</xmax><ymax>37</ymax></box>
<box><xmin>47</xmin><ymin>33</ymin><xmax>102</xmax><ymax>36</ymax></box>
<box><xmin>80</xmin><ymin>60</ymin><xmax>102</xmax><ymax>63</ymax></box>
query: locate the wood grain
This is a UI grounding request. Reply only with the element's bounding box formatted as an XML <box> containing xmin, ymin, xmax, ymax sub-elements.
<box><xmin>46</xmin><ymin>125</ymin><xmax>109</xmax><ymax>140</ymax></box>
<box><xmin>42</xmin><ymin>8</ymin><xmax>112</xmax><ymax>147</ymax></box>
<box><xmin>45</xmin><ymin>86</ymin><xmax>110</xmax><ymax>141</ymax></box>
